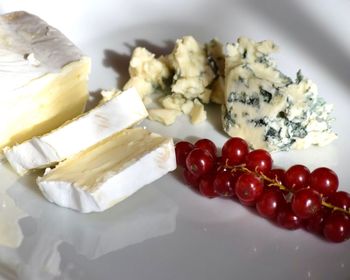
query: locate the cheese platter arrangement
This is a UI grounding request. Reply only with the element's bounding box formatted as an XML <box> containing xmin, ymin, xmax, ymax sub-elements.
<box><xmin>0</xmin><ymin>0</ymin><xmax>350</xmax><ymax>279</ymax></box>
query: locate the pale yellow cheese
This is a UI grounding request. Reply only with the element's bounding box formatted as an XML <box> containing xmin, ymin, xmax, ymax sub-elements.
<box><xmin>148</xmin><ymin>109</ymin><xmax>181</xmax><ymax>126</ymax></box>
<box><xmin>40</xmin><ymin>127</ymin><xmax>172</xmax><ymax>191</ymax></box>
<box><xmin>0</xmin><ymin>11</ymin><xmax>91</xmax><ymax>153</ymax></box>
<box><xmin>0</xmin><ymin>58</ymin><xmax>90</xmax><ymax>151</ymax></box>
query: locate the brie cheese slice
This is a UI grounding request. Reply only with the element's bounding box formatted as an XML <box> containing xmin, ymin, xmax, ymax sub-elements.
<box><xmin>4</xmin><ymin>88</ymin><xmax>148</xmax><ymax>175</ymax></box>
<box><xmin>0</xmin><ymin>11</ymin><xmax>90</xmax><ymax>153</ymax></box>
<box><xmin>36</xmin><ymin>127</ymin><xmax>176</xmax><ymax>213</ymax></box>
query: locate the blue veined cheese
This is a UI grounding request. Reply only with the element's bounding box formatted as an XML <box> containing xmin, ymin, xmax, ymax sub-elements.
<box><xmin>168</xmin><ymin>36</ymin><xmax>215</xmax><ymax>101</ymax></box>
<box><xmin>205</xmin><ymin>39</ymin><xmax>225</xmax><ymax>105</ymax></box>
<box><xmin>154</xmin><ymin>36</ymin><xmax>215</xmax><ymax>125</ymax></box>
<box><xmin>123</xmin><ymin>36</ymin><xmax>217</xmax><ymax>125</ymax></box>
<box><xmin>223</xmin><ymin>37</ymin><xmax>337</xmax><ymax>151</ymax></box>
<box><xmin>123</xmin><ymin>47</ymin><xmax>170</xmax><ymax>98</ymax></box>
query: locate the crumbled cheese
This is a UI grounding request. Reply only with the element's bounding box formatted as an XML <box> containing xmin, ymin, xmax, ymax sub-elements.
<box><xmin>123</xmin><ymin>36</ymin><xmax>217</xmax><ymax>125</ymax></box>
<box><xmin>123</xmin><ymin>76</ymin><xmax>153</xmax><ymax>98</ymax></box>
<box><xmin>190</xmin><ymin>99</ymin><xmax>207</xmax><ymax>124</ymax></box>
<box><xmin>160</xmin><ymin>94</ymin><xmax>185</xmax><ymax>111</ymax></box>
<box><xmin>181</xmin><ymin>100</ymin><xmax>194</xmax><ymax>115</ymax></box>
<box><xmin>148</xmin><ymin>108</ymin><xmax>181</xmax><ymax>126</ymax></box>
<box><xmin>123</xmin><ymin>47</ymin><xmax>170</xmax><ymax>98</ymax></box>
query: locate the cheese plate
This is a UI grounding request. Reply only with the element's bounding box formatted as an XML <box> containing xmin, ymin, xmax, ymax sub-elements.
<box><xmin>0</xmin><ymin>0</ymin><xmax>350</xmax><ymax>279</ymax></box>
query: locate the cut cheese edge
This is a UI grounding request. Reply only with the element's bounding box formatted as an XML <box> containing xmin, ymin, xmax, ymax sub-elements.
<box><xmin>37</xmin><ymin>127</ymin><xmax>176</xmax><ymax>213</ymax></box>
<box><xmin>4</xmin><ymin>88</ymin><xmax>147</xmax><ymax>175</ymax></box>
<box><xmin>0</xmin><ymin>11</ymin><xmax>90</xmax><ymax>152</ymax></box>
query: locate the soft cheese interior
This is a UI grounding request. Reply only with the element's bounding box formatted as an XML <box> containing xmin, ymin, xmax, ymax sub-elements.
<box><xmin>223</xmin><ymin>37</ymin><xmax>337</xmax><ymax>151</ymax></box>
<box><xmin>0</xmin><ymin>11</ymin><xmax>90</xmax><ymax>152</ymax></box>
<box><xmin>37</xmin><ymin>127</ymin><xmax>176</xmax><ymax>213</ymax></box>
<box><xmin>4</xmin><ymin>88</ymin><xmax>148</xmax><ymax>175</ymax></box>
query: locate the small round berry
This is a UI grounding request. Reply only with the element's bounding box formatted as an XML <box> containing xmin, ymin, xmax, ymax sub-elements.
<box><xmin>175</xmin><ymin>141</ymin><xmax>194</xmax><ymax>167</ymax></box>
<box><xmin>326</xmin><ymin>191</ymin><xmax>350</xmax><ymax>211</ymax></box>
<box><xmin>266</xmin><ymin>168</ymin><xmax>285</xmax><ymax>184</ymax></box>
<box><xmin>195</xmin><ymin>138</ymin><xmax>217</xmax><ymax>159</ymax></box>
<box><xmin>186</xmin><ymin>148</ymin><xmax>214</xmax><ymax>177</ymax></box>
<box><xmin>310</xmin><ymin>167</ymin><xmax>339</xmax><ymax>197</ymax></box>
<box><xmin>183</xmin><ymin>169</ymin><xmax>200</xmax><ymax>189</ymax></box>
<box><xmin>199</xmin><ymin>173</ymin><xmax>217</xmax><ymax>198</ymax></box>
<box><xmin>256</xmin><ymin>189</ymin><xmax>287</xmax><ymax>220</ymax></box>
<box><xmin>323</xmin><ymin>212</ymin><xmax>350</xmax><ymax>243</ymax></box>
<box><xmin>245</xmin><ymin>149</ymin><xmax>273</xmax><ymax>174</ymax></box>
<box><xmin>222</xmin><ymin>137</ymin><xmax>249</xmax><ymax>166</ymax></box>
<box><xmin>235</xmin><ymin>173</ymin><xmax>264</xmax><ymax>206</ymax></box>
<box><xmin>291</xmin><ymin>188</ymin><xmax>322</xmax><ymax>219</ymax></box>
<box><xmin>283</xmin><ymin>165</ymin><xmax>310</xmax><ymax>192</ymax></box>
<box><xmin>213</xmin><ymin>170</ymin><xmax>236</xmax><ymax>197</ymax></box>
<box><xmin>304</xmin><ymin>207</ymin><xmax>330</xmax><ymax>235</ymax></box>
<box><xmin>277</xmin><ymin>205</ymin><xmax>302</xmax><ymax>230</ymax></box>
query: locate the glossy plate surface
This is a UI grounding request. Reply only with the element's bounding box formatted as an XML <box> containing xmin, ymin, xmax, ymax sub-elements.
<box><xmin>1</xmin><ymin>0</ymin><xmax>350</xmax><ymax>279</ymax></box>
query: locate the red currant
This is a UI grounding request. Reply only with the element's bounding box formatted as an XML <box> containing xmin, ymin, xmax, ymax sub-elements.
<box><xmin>310</xmin><ymin>167</ymin><xmax>339</xmax><ymax>197</ymax></box>
<box><xmin>277</xmin><ymin>205</ymin><xmax>302</xmax><ymax>230</ymax></box>
<box><xmin>235</xmin><ymin>173</ymin><xmax>264</xmax><ymax>206</ymax></box>
<box><xmin>175</xmin><ymin>141</ymin><xmax>194</xmax><ymax>167</ymax></box>
<box><xmin>183</xmin><ymin>169</ymin><xmax>200</xmax><ymax>189</ymax></box>
<box><xmin>213</xmin><ymin>170</ymin><xmax>236</xmax><ymax>197</ymax></box>
<box><xmin>266</xmin><ymin>168</ymin><xmax>285</xmax><ymax>184</ymax></box>
<box><xmin>222</xmin><ymin>137</ymin><xmax>249</xmax><ymax>166</ymax></box>
<box><xmin>195</xmin><ymin>139</ymin><xmax>217</xmax><ymax>159</ymax></box>
<box><xmin>304</xmin><ymin>207</ymin><xmax>330</xmax><ymax>235</ymax></box>
<box><xmin>256</xmin><ymin>189</ymin><xmax>287</xmax><ymax>220</ymax></box>
<box><xmin>186</xmin><ymin>148</ymin><xmax>214</xmax><ymax>177</ymax></box>
<box><xmin>291</xmin><ymin>188</ymin><xmax>322</xmax><ymax>219</ymax></box>
<box><xmin>323</xmin><ymin>212</ymin><xmax>350</xmax><ymax>243</ymax></box>
<box><xmin>199</xmin><ymin>173</ymin><xmax>217</xmax><ymax>198</ymax></box>
<box><xmin>283</xmin><ymin>165</ymin><xmax>310</xmax><ymax>192</ymax></box>
<box><xmin>245</xmin><ymin>149</ymin><xmax>273</xmax><ymax>174</ymax></box>
<box><xmin>326</xmin><ymin>191</ymin><xmax>350</xmax><ymax>211</ymax></box>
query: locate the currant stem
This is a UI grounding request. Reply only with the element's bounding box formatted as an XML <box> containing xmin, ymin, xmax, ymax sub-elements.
<box><xmin>224</xmin><ymin>163</ymin><xmax>350</xmax><ymax>216</ymax></box>
<box><xmin>322</xmin><ymin>201</ymin><xmax>350</xmax><ymax>215</ymax></box>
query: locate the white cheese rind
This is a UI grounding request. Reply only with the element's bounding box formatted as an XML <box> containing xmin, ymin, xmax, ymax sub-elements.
<box><xmin>223</xmin><ymin>37</ymin><xmax>337</xmax><ymax>151</ymax></box>
<box><xmin>0</xmin><ymin>11</ymin><xmax>90</xmax><ymax>151</ymax></box>
<box><xmin>0</xmin><ymin>11</ymin><xmax>84</xmax><ymax>92</ymax></box>
<box><xmin>4</xmin><ymin>88</ymin><xmax>147</xmax><ymax>175</ymax></box>
<box><xmin>36</xmin><ymin>128</ymin><xmax>176</xmax><ymax>213</ymax></box>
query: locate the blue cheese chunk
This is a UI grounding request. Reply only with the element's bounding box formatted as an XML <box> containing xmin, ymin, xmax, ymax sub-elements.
<box><xmin>124</xmin><ymin>36</ymin><xmax>217</xmax><ymax>125</ymax></box>
<box><xmin>168</xmin><ymin>36</ymin><xmax>215</xmax><ymax>102</ymax></box>
<box><xmin>206</xmin><ymin>39</ymin><xmax>225</xmax><ymax>104</ymax></box>
<box><xmin>223</xmin><ymin>37</ymin><xmax>337</xmax><ymax>151</ymax></box>
<box><xmin>123</xmin><ymin>47</ymin><xmax>170</xmax><ymax>98</ymax></box>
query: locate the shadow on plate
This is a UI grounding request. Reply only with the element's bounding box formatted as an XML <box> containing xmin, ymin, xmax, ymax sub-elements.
<box><xmin>102</xmin><ymin>39</ymin><xmax>226</xmax><ymax>138</ymax></box>
<box><xmin>103</xmin><ymin>39</ymin><xmax>174</xmax><ymax>89</ymax></box>
<box><xmin>85</xmin><ymin>89</ymin><xmax>103</xmax><ymax>112</ymax></box>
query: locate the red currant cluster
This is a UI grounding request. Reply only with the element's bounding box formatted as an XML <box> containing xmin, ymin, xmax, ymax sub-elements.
<box><xmin>175</xmin><ymin>137</ymin><xmax>350</xmax><ymax>243</ymax></box>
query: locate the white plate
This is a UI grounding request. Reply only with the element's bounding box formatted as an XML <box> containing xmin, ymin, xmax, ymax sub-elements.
<box><xmin>1</xmin><ymin>0</ymin><xmax>350</xmax><ymax>279</ymax></box>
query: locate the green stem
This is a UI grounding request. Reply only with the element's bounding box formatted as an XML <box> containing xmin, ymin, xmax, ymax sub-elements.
<box><xmin>225</xmin><ymin>163</ymin><xmax>350</xmax><ymax>216</ymax></box>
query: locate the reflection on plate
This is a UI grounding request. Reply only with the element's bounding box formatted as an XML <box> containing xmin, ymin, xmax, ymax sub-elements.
<box><xmin>0</xmin><ymin>162</ymin><xmax>177</xmax><ymax>279</ymax></box>
<box><xmin>0</xmin><ymin>163</ymin><xmax>27</xmax><ymax>248</ymax></box>
<box><xmin>1</xmin><ymin>0</ymin><xmax>350</xmax><ymax>279</ymax></box>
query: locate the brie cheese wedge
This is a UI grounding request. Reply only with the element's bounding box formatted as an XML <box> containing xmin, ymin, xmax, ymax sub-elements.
<box><xmin>0</xmin><ymin>11</ymin><xmax>90</xmax><ymax>154</ymax></box>
<box><xmin>37</xmin><ymin>127</ymin><xmax>176</xmax><ymax>213</ymax></box>
<box><xmin>4</xmin><ymin>88</ymin><xmax>148</xmax><ymax>175</ymax></box>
